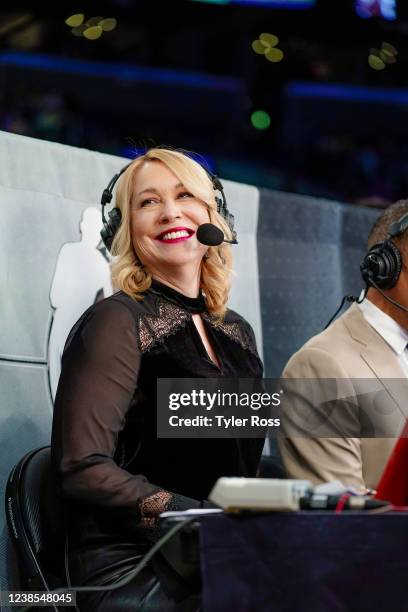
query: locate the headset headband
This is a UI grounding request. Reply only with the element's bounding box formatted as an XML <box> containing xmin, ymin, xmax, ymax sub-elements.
<box><xmin>388</xmin><ymin>212</ymin><xmax>408</xmax><ymax>240</ymax></box>
<box><xmin>360</xmin><ymin>211</ymin><xmax>408</xmax><ymax>290</ymax></box>
<box><xmin>100</xmin><ymin>148</ymin><xmax>237</xmax><ymax>251</ymax></box>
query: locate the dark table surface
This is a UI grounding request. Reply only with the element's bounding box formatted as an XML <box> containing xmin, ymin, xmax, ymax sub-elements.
<box><xmin>199</xmin><ymin>512</ymin><xmax>408</xmax><ymax>612</ymax></box>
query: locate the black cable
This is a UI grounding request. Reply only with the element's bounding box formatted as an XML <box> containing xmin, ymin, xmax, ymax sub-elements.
<box><xmin>299</xmin><ymin>493</ymin><xmax>390</xmax><ymax>510</ymax></box>
<box><xmin>368</xmin><ymin>278</ymin><xmax>408</xmax><ymax>313</ymax></box>
<box><xmin>64</xmin><ymin>536</ymin><xmax>81</xmax><ymax>612</ymax></box>
<box><xmin>324</xmin><ymin>286</ymin><xmax>368</xmax><ymax>330</ymax></box>
<box><xmin>325</xmin><ymin>272</ymin><xmax>408</xmax><ymax>330</ymax></box>
<box><xmin>19</xmin><ymin>516</ymin><xmax>197</xmax><ymax>612</ymax></box>
<box><xmin>325</xmin><ymin>294</ymin><xmax>356</xmax><ymax>329</ymax></box>
<box><xmin>15</xmin><ymin>521</ymin><xmax>60</xmax><ymax>612</ymax></box>
<box><xmin>53</xmin><ymin>516</ymin><xmax>196</xmax><ymax>601</ymax></box>
<box><xmin>325</xmin><ymin>294</ymin><xmax>355</xmax><ymax>329</ymax></box>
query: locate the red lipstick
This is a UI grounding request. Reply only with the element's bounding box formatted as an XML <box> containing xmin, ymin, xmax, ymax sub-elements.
<box><xmin>155</xmin><ymin>227</ymin><xmax>194</xmax><ymax>243</ymax></box>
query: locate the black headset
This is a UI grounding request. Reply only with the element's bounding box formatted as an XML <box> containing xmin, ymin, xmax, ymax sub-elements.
<box><xmin>325</xmin><ymin>211</ymin><xmax>408</xmax><ymax>328</ymax></box>
<box><xmin>100</xmin><ymin>148</ymin><xmax>237</xmax><ymax>251</ymax></box>
<box><xmin>360</xmin><ymin>211</ymin><xmax>408</xmax><ymax>290</ymax></box>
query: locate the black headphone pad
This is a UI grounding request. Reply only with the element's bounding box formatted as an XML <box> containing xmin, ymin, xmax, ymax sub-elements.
<box><xmin>384</xmin><ymin>240</ymin><xmax>403</xmax><ymax>288</ymax></box>
<box><xmin>361</xmin><ymin>241</ymin><xmax>402</xmax><ymax>289</ymax></box>
<box><xmin>101</xmin><ymin>208</ymin><xmax>122</xmax><ymax>251</ymax></box>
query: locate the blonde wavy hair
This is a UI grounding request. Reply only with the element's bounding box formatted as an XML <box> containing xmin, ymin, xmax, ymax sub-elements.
<box><xmin>110</xmin><ymin>148</ymin><xmax>234</xmax><ymax>318</ymax></box>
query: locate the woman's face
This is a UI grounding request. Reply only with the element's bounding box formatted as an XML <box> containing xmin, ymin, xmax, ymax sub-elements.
<box><xmin>130</xmin><ymin>160</ymin><xmax>210</xmax><ymax>272</ymax></box>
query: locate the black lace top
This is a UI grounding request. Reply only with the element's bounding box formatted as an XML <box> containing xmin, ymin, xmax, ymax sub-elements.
<box><xmin>50</xmin><ymin>279</ymin><xmax>264</xmax><ymax>583</ymax></box>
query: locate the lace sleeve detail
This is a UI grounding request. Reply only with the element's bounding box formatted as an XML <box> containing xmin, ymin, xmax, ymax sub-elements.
<box><xmin>138</xmin><ymin>299</ymin><xmax>190</xmax><ymax>353</ymax></box>
<box><xmin>139</xmin><ymin>490</ymin><xmax>173</xmax><ymax>525</ymax></box>
<box><xmin>202</xmin><ymin>313</ymin><xmax>263</xmax><ymax>366</ymax></box>
<box><xmin>138</xmin><ymin>490</ymin><xmax>202</xmax><ymax>535</ymax></box>
<box><xmin>140</xmin><ymin>491</ymin><xmax>172</xmax><ymax>517</ymax></box>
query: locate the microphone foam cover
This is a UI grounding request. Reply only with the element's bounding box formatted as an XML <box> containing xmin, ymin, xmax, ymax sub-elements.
<box><xmin>196</xmin><ymin>223</ymin><xmax>224</xmax><ymax>246</ymax></box>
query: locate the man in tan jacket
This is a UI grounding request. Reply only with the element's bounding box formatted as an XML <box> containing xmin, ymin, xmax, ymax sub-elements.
<box><xmin>278</xmin><ymin>200</ymin><xmax>408</xmax><ymax>491</ymax></box>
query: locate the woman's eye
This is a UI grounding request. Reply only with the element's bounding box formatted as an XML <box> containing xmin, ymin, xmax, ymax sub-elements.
<box><xmin>178</xmin><ymin>192</ymin><xmax>193</xmax><ymax>199</ymax></box>
<box><xmin>141</xmin><ymin>198</ymin><xmax>158</xmax><ymax>207</ymax></box>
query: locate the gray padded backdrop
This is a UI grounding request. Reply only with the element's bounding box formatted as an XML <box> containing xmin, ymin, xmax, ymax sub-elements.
<box><xmin>0</xmin><ymin>131</ymin><xmax>262</xmax><ymax>603</ymax></box>
<box><xmin>0</xmin><ymin>130</ymin><xmax>380</xmax><ymax>604</ymax></box>
<box><xmin>258</xmin><ymin>190</ymin><xmax>379</xmax><ymax>377</ymax></box>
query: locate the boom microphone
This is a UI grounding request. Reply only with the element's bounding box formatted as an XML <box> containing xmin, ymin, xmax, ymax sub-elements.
<box><xmin>196</xmin><ymin>223</ymin><xmax>236</xmax><ymax>246</ymax></box>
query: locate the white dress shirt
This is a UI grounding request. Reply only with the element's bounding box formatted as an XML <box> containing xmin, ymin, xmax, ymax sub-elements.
<box><xmin>358</xmin><ymin>296</ymin><xmax>408</xmax><ymax>377</ymax></box>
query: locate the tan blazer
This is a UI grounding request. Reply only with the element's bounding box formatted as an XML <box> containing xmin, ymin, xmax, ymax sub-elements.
<box><xmin>278</xmin><ymin>303</ymin><xmax>408</xmax><ymax>490</ymax></box>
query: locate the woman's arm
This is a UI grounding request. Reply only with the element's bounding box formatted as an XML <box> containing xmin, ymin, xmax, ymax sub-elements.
<box><xmin>51</xmin><ymin>298</ymin><xmax>201</xmax><ymax>524</ymax></box>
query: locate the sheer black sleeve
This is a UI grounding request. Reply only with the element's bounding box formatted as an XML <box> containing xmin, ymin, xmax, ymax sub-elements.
<box><xmin>51</xmin><ymin>298</ymin><xmax>201</xmax><ymax>523</ymax></box>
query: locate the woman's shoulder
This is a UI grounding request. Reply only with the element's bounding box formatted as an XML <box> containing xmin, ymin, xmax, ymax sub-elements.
<box><xmin>77</xmin><ymin>290</ymin><xmax>156</xmax><ymax>323</ymax></box>
<box><xmin>217</xmin><ymin>308</ymin><xmax>256</xmax><ymax>337</ymax></box>
<box><xmin>206</xmin><ymin>308</ymin><xmax>259</xmax><ymax>355</ymax></box>
<box><xmin>63</xmin><ymin>291</ymin><xmax>154</xmax><ymax>354</ymax></box>
<box><xmin>222</xmin><ymin>308</ymin><xmax>252</xmax><ymax>327</ymax></box>
<box><xmin>104</xmin><ymin>289</ymin><xmax>156</xmax><ymax>316</ymax></box>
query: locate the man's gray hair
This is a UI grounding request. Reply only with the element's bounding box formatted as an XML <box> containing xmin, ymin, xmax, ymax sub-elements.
<box><xmin>367</xmin><ymin>199</ymin><xmax>408</xmax><ymax>253</ymax></box>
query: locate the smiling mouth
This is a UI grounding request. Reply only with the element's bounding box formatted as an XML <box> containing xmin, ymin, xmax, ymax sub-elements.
<box><xmin>155</xmin><ymin>228</ymin><xmax>195</xmax><ymax>243</ymax></box>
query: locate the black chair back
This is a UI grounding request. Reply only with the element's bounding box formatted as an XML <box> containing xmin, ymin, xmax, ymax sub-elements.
<box><xmin>5</xmin><ymin>446</ymin><xmax>67</xmax><ymax>591</ymax></box>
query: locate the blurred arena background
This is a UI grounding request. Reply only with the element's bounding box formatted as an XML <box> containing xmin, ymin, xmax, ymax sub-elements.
<box><xmin>1</xmin><ymin>0</ymin><xmax>407</xmax><ymax>206</ymax></box>
<box><xmin>1</xmin><ymin>3</ymin><xmax>404</xmax><ymax>600</ymax></box>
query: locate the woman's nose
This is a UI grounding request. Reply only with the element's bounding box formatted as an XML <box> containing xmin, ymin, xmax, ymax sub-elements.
<box><xmin>159</xmin><ymin>198</ymin><xmax>182</xmax><ymax>223</ymax></box>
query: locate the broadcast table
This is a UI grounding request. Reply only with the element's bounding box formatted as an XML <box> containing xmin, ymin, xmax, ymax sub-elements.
<box><xmin>199</xmin><ymin>512</ymin><xmax>408</xmax><ymax>612</ymax></box>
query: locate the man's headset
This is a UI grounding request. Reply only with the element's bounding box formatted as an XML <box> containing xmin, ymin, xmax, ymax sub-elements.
<box><xmin>325</xmin><ymin>211</ymin><xmax>408</xmax><ymax>328</ymax></box>
<box><xmin>100</xmin><ymin>148</ymin><xmax>237</xmax><ymax>252</ymax></box>
<box><xmin>360</xmin><ymin>211</ymin><xmax>408</xmax><ymax>292</ymax></box>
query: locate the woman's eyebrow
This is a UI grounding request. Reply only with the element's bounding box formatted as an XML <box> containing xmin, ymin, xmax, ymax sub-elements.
<box><xmin>137</xmin><ymin>183</ymin><xmax>184</xmax><ymax>197</ymax></box>
<box><xmin>137</xmin><ymin>187</ymin><xmax>158</xmax><ymax>197</ymax></box>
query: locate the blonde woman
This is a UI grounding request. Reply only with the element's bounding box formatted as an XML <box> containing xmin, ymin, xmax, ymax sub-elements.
<box><xmin>51</xmin><ymin>148</ymin><xmax>264</xmax><ymax>611</ymax></box>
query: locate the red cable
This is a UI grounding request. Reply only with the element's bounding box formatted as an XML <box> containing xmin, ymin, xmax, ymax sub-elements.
<box><xmin>335</xmin><ymin>493</ymin><xmax>352</xmax><ymax>514</ymax></box>
<box><xmin>391</xmin><ymin>504</ymin><xmax>408</xmax><ymax>512</ymax></box>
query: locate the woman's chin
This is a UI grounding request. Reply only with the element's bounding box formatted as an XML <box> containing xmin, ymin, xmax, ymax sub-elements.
<box><xmin>150</xmin><ymin>252</ymin><xmax>203</xmax><ymax>270</ymax></box>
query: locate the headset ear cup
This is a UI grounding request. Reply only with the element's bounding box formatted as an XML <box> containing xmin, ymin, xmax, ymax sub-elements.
<box><xmin>385</xmin><ymin>241</ymin><xmax>403</xmax><ymax>288</ymax></box>
<box><xmin>215</xmin><ymin>196</ymin><xmax>223</xmax><ymax>215</ymax></box>
<box><xmin>100</xmin><ymin>207</ymin><xmax>122</xmax><ymax>251</ymax></box>
<box><xmin>360</xmin><ymin>241</ymin><xmax>402</xmax><ymax>289</ymax></box>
